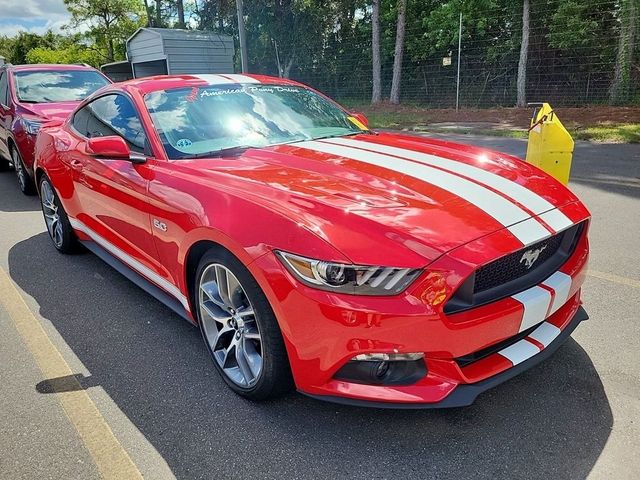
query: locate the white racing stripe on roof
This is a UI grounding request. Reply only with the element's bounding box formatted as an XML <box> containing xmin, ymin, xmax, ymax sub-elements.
<box><xmin>192</xmin><ymin>74</ymin><xmax>235</xmax><ymax>84</ymax></box>
<box><xmin>296</xmin><ymin>140</ymin><xmax>550</xmax><ymax>245</ymax></box>
<box><xmin>221</xmin><ymin>74</ymin><xmax>260</xmax><ymax>84</ymax></box>
<box><xmin>323</xmin><ymin>137</ymin><xmax>574</xmax><ymax>233</ymax></box>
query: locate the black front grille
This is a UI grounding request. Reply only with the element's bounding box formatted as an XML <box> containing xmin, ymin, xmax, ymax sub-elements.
<box><xmin>445</xmin><ymin>221</ymin><xmax>584</xmax><ymax>314</ymax></box>
<box><xmin>474</xmin><ymin>233</ymin><xmax>564</xmax><ymax>294</ymax></box>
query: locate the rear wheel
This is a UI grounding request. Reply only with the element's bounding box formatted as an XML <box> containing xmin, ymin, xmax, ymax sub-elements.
<box><xmin>195</xmin><ymin>249</ymin><xmax>293</xmax><ymax>400</ymax></box>
<box><xmin>13</xmin><ymin>147</ymin><xmax>36</xmax><ymax>195</ymax></box>
<box><xmin>39</xmin><ymin>175</ymin><xmax>80</xmax><ymax>254</ymax></box>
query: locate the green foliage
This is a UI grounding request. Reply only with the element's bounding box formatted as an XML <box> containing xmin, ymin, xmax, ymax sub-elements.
<box><xmin>547</xmin><ymin>1</ymin><xmax>601</xmax><ymax>50</ymax></box>
<box><xmin>26</xmin><ymin>44</ymin><xmax>104</xmax><ymax>67</ymax></box>
<box><xmin>63</xmin><ymin>0</ymin><xmax>145</xmax><ymax>61</ymax></box>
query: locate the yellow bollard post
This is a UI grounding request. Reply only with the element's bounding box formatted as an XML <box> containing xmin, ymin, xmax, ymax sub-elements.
<box><xmin>525</xmin><ymin>103</ymin><xmax>574</xmax><ymax>185</ymax></box>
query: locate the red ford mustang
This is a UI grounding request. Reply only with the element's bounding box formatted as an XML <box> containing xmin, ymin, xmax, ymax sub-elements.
<box><xmin>0</xmin><ymin>64</ymin><xmax>111</xmax><ymax>194</ymax></box>
<box><xmin>34</xmin><ymin>74</ymin><xmax>590</xmax><ymax>407</ymax></box>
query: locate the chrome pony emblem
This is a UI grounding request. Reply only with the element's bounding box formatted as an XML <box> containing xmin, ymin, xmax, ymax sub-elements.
<box><xmin>520</xmin><ymin>245</ymin><xmax>547</xmax><ymax>269</ymax></box>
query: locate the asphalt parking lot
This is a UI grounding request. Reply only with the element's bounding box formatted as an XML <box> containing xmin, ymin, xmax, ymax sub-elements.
<box><xmin>0</xmin><ymin>134</ymin><xmax>638</xmax><ymax>480</ymax></box>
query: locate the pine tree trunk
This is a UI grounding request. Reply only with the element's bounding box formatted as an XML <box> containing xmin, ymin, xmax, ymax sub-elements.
<box><xmin>516</xmin><ymin>0</ymin><xmax>529</xmax><ymax>107</ymax></box>
<box><xmin>390</xmin><ymin>0</ymin><xmax>407</xmax><ymax>104</ymax></box>
<box><xmin>176</xmin><ymin>0</ymin><xmax>186</xmax><ymax>28</ymax></box>
<box><xmin>155</xmin><ymin>0</ymin><xmax>162</xmax><ymax>28</ymax></box>
<box><xmin>371</xmin><ymin>0</ymin><xmax>382</xmax><ymax>104</ymax></box>
<box><xmin>283</xmin><ymin>55</ymin><xmax>295</xmax><ymax>78</ymax></box>
<box><xmin>610</xmin><ymin>0</ymin><xmax>637</xmax><ymax>104</ymax></box>
<box><xmin>107</xmin><ymin>38</ymin><xmax>115</xmax><ymax>63</ymax></box>
<box><xmin>142</xmin><ymin>0</ymin><xmax>153</xmax><ymax>27</ymax></box>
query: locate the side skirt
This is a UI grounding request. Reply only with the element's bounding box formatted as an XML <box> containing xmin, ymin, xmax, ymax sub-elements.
<box><xmin>80</xmin><ymin>240</ymin><xmax>195</xmax><ymax>325</ymax></box>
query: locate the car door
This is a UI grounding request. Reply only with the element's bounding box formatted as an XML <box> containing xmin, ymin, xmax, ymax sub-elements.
<box><xmin>0</xmin><ymin>70</ymin><xmax>12</xmax><ymax>159</ymax></box>
<box><xmin>67</xmin><ymin>93</ymin><xmax>162</xmax><ymax>279</ymax></box>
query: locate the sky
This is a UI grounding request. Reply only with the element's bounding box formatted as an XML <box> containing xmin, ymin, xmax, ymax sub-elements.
<box><xmin>0</xmin><ymin>0</ymin><xmax>70</xmax><ymax>37</ymax></box>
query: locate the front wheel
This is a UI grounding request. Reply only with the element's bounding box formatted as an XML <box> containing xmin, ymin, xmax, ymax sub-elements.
<box><xmin>39</xmin><ymin>175</ymin><xmax>80</xmax><ymax>254</ymax></box>
<box><xmin>13</xmin><ymin>147</ymin><xmax>36</xmax><ymax>195</ymax></box>
<box><xmin>196</xmin><ymin>249</ymin><xmax>293</xmax><ymax>400</ymax></box>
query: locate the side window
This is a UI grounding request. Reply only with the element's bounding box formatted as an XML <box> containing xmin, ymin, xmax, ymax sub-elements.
<box><xmin>72</xmin><ymin>94</ymin><xmax>147</xmax><ymax>153</ymax></box>
<box><xmin>0</xmin><ymin>71</ymin><xmax>8</xmax><ymax>107</ymax></box>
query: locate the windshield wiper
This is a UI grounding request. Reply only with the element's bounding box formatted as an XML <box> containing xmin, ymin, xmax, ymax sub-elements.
<box><xmin>288</xmin><ymin>130</ymin><xmax>375</xmax><ymax>146</ymax></box>
<box><xmin>183</xmin><ymin>145</ymin><xmax>257</xmax><ymax>159</ymax></box>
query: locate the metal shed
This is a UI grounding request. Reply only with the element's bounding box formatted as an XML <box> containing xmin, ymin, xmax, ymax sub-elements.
<box><xmin>125</xmin><ymin>27</ymin><xmax>234</xmax><ymax>79</ymax></box>
<box><xmin>100</xmin><ymin>60</ymin><xmax>133</xmax><ymax>82</ymax></box>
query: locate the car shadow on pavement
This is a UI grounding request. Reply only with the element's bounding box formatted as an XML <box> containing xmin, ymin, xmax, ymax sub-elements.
<box><xmin>0</xmin><ymin>172</ymin><xmax>40</xmax><ymax>212</ymax></box>
<box><xmin>9</xmin><ymin>233</ymin><xmax>613</xmax><ymax>480</ymax></box>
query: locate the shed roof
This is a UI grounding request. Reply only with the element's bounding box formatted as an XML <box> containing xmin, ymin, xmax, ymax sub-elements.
<box><xmin>128</xmin><ymin>27</ymin><xmax>232</xmax><ymax>43</ymax></box>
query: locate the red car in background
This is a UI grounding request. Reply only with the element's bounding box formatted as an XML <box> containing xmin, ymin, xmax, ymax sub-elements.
<box><xmin>33</xmin><ymin>74</ymin><xmax>590</xmax><ymax>407</ymax></box>
<box><xmin>0</xmin><ymin>64</ymin><xmax>110</xmax><ymax>194</ymax></box>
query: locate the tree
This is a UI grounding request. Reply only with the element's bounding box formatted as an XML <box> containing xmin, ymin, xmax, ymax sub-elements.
<box><xmin>390</xmin><ymin>0</ymin><xmax>407</xmax><ymax>104</ymax></box>
<box><xmin>142</xmin><ymin>0</ymin><xmax>153</xmax><ymax>26</ymax></box>
<box><xmin>27</xmin><ymin>43</ymin><xmax>103</xmax><ymax>66</ymax></box>
<box><xmin>371</xmin><ymin>0</ymin><xmax>382</xmax><ymax>104</ymax></box>
<box><xmin>516</xmin><ymin>0</ymin><xmax>529</xmax><ymax>107</ymax></box>
<box><xmin>64</xmin><ymin>0</ymin><xmax>144</xmax><ymax>62</ymax></box>
<box><xmin>155</xmin><ymin>0</ymin><xmax>163</xmax><ymax>27</ymax></box>
<box><xmin>242</xmin><ymin>0</ymin><xmax>331</xmax><ymax>78</ymax></box>
<box><xmin>176</xmin><ymin>0</ymin><xmax>186</xmax><ymax>28</ymax></box>
<box><xmin>610</xmin><ymin>0</ymin><xmax>638</xmax><ymax>104</ymax></box>
<box><xmin>8</xmin><ymin>32</ymin><xmax>54</xmax><ymax>64</ymax></box>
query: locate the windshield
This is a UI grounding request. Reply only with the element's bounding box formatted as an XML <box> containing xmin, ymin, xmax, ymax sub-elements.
<box><xmin>144</xmin><ymin>84</ymin><xmax>365</xmax><ymax>159</ymax></box>
<box><xmin>14</xmin><ymin>70</ymin><xmax>110</xmax><ymax>103</ymax></box>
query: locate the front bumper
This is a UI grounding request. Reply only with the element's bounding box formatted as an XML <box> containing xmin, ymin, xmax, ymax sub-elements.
<box><xmin>247</xmin><ymin>210</ymin><xmax>590</xmax><ymax>408</ymax></box>
<box><xmin>302</xmin><ymin>305</ymin><xmax>588</xmax><ymax>409</ymax></box>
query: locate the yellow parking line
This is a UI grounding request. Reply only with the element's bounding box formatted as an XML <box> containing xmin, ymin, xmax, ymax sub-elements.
<box><xmin>0</xmin><ymin>267</ymin><xmax>142</xmax><ymax>480</ymax></box>
<box><xmin>587</xmin><ymin>270</ymin><xmax>640</xmax><ymax>289</ymax></box>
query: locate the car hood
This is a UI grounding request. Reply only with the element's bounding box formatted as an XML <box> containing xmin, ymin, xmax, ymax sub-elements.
<box><xmin>183</xmin><ymin>133</ymin><xmax>580</xmax><ymax>267</ymax></box>
<box><xmin>19</xmin><ymin>101</ymin><xmax>79</xmax><ymax>121</ymax></box>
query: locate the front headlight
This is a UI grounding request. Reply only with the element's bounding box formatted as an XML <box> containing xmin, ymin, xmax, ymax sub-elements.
<box><xmin>276</xmin><ymin>251</ymin><xmax>421</xmax><ymax>295</ymax></box>
<box><xmin>21</xmin><ymin>118</ymin><xmax>43</xmax><ymax>136</ymax></box>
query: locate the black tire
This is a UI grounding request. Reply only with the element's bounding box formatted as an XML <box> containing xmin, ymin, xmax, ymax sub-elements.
<box><xmin>0</xmin><ymin>156</ymin><xmax>10</xmax><ymax>172</ymax></box>
<box><xmin>12</xmin><ymin>146</ymin><xmax>37</xmax><ymax>195</ymax></box>
<box><xmin>39</xmin><ymin>175</ymin><xmax>81</xmax><ymax>254</ymax></box>
<box><xmin>195</xmin><ymin>248</ymin><xmax>293</xmax><ymax>400</ymax></box>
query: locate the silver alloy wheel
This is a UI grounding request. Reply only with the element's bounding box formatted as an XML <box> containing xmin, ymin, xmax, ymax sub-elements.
<box><xmin>199</xmin><ymin>264</ymin><xmax>263</xmax><ymax>387</ymax></box>
<box><xmin>13</xmin><ymin>149</ymin><xmax>26</xmax><ymax>191</ymax></box>
<box><xmin>40</xmin><ymin>180</ymin><xmax>64</xmax><ymax>248</ymax></box>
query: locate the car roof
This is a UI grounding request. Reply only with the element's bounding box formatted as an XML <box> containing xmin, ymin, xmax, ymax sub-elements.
<box><xmin>6</xmin><ymin>64</ymin><xmax>100</xmax><ymax>72</ymax></box>
<box><xmin>115</xmin><ymin>74</ymin><xmax>306</xmax><ymax>95</ymax></box>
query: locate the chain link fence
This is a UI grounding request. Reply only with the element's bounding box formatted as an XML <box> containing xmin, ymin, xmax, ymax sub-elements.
<box><xmin>253</xmin><ymin>0</ymin><xmax>639</xmax><ymax>109</ymax></box>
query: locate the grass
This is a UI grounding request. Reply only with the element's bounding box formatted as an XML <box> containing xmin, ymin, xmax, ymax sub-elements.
<box><xmin>360</xmin><ymin>110</ymin><xmax>640</xmax><ymax>143</ymax></box>
<box><xmin>571</xmin><ymin>124</ymin><xmax>640</xmax><ymax>143</ymax></box>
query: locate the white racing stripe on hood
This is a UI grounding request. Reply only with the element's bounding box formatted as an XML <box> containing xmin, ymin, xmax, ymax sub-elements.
<box><xmin>295</xmin><ymin>140</ymin><xmax>550</xmax><ymax>246</ymax></box>
<box><xmin>323</xmin><ymin>137</ymin><xmax>573</xmax><ymax>233</ymax></box>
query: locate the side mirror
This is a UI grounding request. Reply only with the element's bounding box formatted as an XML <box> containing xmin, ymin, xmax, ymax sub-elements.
<box><xmin>350</xmin><ymin>112</ymin><xmax>369</xmax><ymax>128</ymax></box>
<box><xmin>86</xmin><ymin>136</ymin><xmax>146</xmax><ymax>164</ymax></box>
